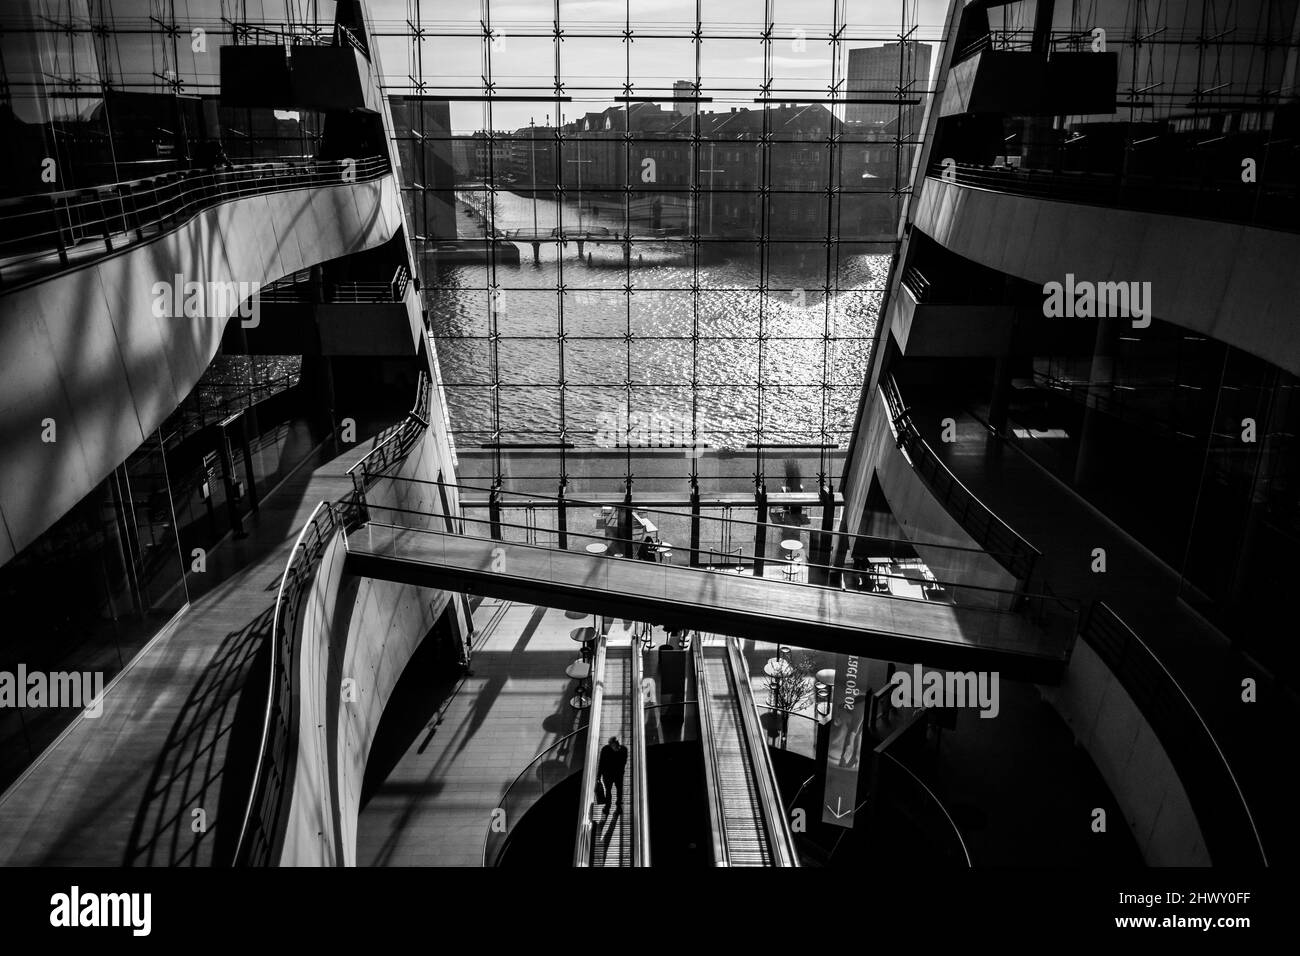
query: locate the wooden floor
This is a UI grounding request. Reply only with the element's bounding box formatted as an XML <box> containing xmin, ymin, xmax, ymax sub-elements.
<box><xmin>0</xmin><ymin>436</ymin><xmax>372</xmax><ymax>866</ymax></box>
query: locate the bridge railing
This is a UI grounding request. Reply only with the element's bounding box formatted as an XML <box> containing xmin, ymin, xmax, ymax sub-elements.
<box><xmin>348</xmin><ymin>516</ymin><xmax>1078</xmax><ymax>667</ymax></box>
<box><xmin>356</xmin><ymin>473</ymin><xmax>1057</xmax><ymax>618</ymax></box>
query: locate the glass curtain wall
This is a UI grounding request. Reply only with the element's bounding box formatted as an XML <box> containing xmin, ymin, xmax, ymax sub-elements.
<box><xmin>0</xmin><ymin>0</ymin><xmax>339</xmax><ymax>791</ymax></box>
<box><xmin>933</xmin><ymin>0</ymin><xmax>1300</xmax><ymax>227</ymax></box>
<box><xmin>0</xmin><ymin>0</ymin><xmax>337</xmax><ymax>200</ymax></box>
<box><xmin>374</xmin><ymin>0</ymin><xmax>949</xmax><ymax>510</ymax></box>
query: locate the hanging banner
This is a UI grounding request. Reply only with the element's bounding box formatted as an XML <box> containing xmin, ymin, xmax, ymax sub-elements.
<box><xmin>822</xmin><ymin>653</ymin><xmax>866</xmax><ymax>828</ymax></box>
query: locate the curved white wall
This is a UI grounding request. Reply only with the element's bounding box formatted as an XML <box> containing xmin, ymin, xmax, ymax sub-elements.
<box><xmin>912</xmin><ymin>176</ymin><xmax>1300</xmax><ymax>377</ymax></box>
<box><xmin>1040</xmin><ymin>638</ymin><xmax>1210</xmax><ymax>866</ymax></box>
<box><xmin>279</xmin><ymin>421</ymin><xmax>467</xmax><ymax>867</ymax></box>
<box><xmin>0</xmin><ymin>173</ymin><xmax>404</xmax><ymax>566</ymax></box>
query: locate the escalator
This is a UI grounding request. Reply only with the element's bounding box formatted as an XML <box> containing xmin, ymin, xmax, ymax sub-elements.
<box><xmin>694</xmin><ymin>637</ymin><xmax>799</xmax><ymax>867</ymax></box>
<box><xmin>574</xmin><ymin>633</ymin><xmax>649</xmax><ymax>866</ymax></box>
<box><xmin>591</xmin><ymin>642</ymin><xmax>631</xmax><ymax>866</ymax></box>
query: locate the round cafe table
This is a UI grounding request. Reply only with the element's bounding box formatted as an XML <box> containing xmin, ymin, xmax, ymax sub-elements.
<box><xmin>781</xmin><ymin>538</ymin><xmax>803</xmax><ymax>577</ymax></box>
<box><xmin>585</xmin><ymin>542</ymin><xmax>609</xmax><ymax>555</ymax></box>
<box><xmin>764</xmin><ymin>658</ymin><xmax>794</xmax><ymax>678</ymax></box>
<box><xmin>569</xmin><ymin>626</ymin><xmax>596</xmax><ymax>644</ymax></box>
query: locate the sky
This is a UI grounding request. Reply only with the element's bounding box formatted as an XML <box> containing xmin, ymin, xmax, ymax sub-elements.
<box><xmin>364</xmin><ymin>0</ymin><xmax>951</xmax><ymax>131</ymax></box>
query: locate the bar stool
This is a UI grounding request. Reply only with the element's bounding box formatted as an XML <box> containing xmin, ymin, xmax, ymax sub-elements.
<box><xmin>566</xmin><ymin>659</ymin><xmax>592</xmax><ymax>709</ymax></box>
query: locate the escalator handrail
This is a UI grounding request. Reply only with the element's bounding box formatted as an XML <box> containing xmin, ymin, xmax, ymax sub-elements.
<box><xmin>692</xmin><ymin>638</ymin><xmax>730</xmax><ymax>867</ymax></box>
<box><xmin>629</xmin><ymin>642</ymin><xmax>651</xmax><ymax>867</ymax></box>
<box><xmin>724</xmin><ymin>639</ymin><xmax>801</xmax><ymax>867</ymax></box>
<box><xmin>573</xmin><ymin>631</ymin><xmax>608</xmax><ymax>867</ymax></box>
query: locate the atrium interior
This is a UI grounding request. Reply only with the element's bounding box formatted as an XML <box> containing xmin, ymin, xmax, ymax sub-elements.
<box><xmin>0</xmin><ymin>0</ymin><xmax>1295</xmax><ymax>873</ymax></box>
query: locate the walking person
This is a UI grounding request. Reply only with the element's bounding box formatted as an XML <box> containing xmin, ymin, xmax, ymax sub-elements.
<box><xmin>597</xmin><ymin>736</ymin><xmax>627</xmax><ymax>816</ymax></box>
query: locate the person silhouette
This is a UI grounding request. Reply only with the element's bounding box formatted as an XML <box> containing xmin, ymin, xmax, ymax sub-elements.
<box><xmin>597</xmin><ymin>736</ymin><xmax>628</xmax><ymax>815</ymax></box>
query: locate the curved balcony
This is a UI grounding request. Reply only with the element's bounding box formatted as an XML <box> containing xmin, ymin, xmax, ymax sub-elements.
<box><xmin>910</xmin><ymin>172</ymin><xmax>1300</xmax><ymax>377</ymax></box>
<box><xmin>0</xmin><ymin>156</ymin><xmax>402</xmax><ymax>566</ymax></box>
<box><xmin>234</xmin><ymin>376</ymin><xmax>431</xmax><ymax>866</ymax></box>
<box><xmin>1072</xmin><ymin>602</ymin><xmax>1266</xmax><ymax>866</ymax></box>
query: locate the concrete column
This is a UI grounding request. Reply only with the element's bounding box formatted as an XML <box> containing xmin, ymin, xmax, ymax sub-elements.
<box><xmin>557</xmin><ymin>482</ymin><xmax>568</xmax><ymax>550</ymax></box>
<box><xmin>689</xmin><ymin>478</ymin><xmax>701</xmax><ymax>568</ymax></box>
<box><xmin>619</xmin><ymin>484</ymin><xmax>634</xmax><ymax>558</ymax></box>
<box><xmin>489</xmin><ymin>481</ymin><xmax>502</xmax><ymax>541</ymax></box>
<box><xmin>237</xmin><ymin>412</ymin><xmax>260</xmax><ymax>515</ymax></box>
<box><xmin>216</xmin><ymin>426</ymin><xmax>245</xmax><ymax>539</ymax></box>
<box><xmin>753</xmin><ymin>482</ymin><xmax>768</xmax><ymax>577</ymax></box>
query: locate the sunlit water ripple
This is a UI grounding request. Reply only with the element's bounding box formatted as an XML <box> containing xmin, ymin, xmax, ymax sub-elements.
<box><xmin>427</xmin><ymin>191</ymin><xmax>888</xmax><ymax>447</ymax></box>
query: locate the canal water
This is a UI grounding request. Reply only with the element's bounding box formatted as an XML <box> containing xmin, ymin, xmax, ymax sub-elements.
<box><xmin>427</xmin><ymin>190</ymin><xmax>890</xmax><ymax>447</ymax></box>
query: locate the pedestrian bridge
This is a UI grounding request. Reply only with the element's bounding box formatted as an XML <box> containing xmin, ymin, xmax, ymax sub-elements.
<box><xmin>343</xmin><ymin>522</ymin><xmax>1076</xmax><ymax>682</ymax></box>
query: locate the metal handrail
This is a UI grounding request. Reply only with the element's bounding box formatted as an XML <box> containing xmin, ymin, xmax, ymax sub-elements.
<box><xmin>928</xmin><ymin>161</ymin><xmax>1299</xmax><ymax>232</ymax></box>
<box><xmin>573</xmin><ymin>632</ymin><xmax>608</xmax><ymax>867</ymax></box>
<box><xmin>880</xmin><ymin>375</ymin><xmax>1042</xmax><ymax>586</ymax></box>
<box><xmin>629</xmin><ymin>642</ymin><xmax>651</xmax><ymax>867</ymax></box>
<box><xmin>725</xmin><ymin>639</ymin><xmax>800</xmax><ymax>866</ymax></box>
<box><xmin>481</xmin><ymin>726</ymin><xmax>589</xmax><ymax>866</ymax></box>
<box><xmin>879</xmin><ymin>751</ymin><xmax>973</xmax><ymax>867</ymax></box>
<box><xmin>232</xmin><ymin>497</ymin><xmax>347</xmax><ymax>866</ymax></box>
<box><xmin>692</xmin><ymin>638</ymin><xmax>730</xmax><ymax>866</ymax></box>
<box><xmin>0</xmin><ymin>155</ymin><xmax>392</xmax><ymax>289</ymax></box>
<box><xmin>1081</xmin><ymin>602</ymin><xmax>1267</xmax><ymax>866</ymax></box>
<box><xmin>359</xmin><ymin>504</ymin><xmax>1067</xmax><ymax>617</ymax></box>
<box><xmin>345</xmin><ymin>373</ymin><xmax>432</xmax><ymax>485</ymax></box>
<box><xmin>369</xmin><ymin>473</ymin><xmax>1024</xmax><ymax>565</ymax></box>
<box><xmin>234</xmin><ymin>374</ymin><xmax>428</xmax><ymax>866</ymax></box>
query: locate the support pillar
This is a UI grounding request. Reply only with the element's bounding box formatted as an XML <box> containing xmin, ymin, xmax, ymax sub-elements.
<box><xmin>236</xmin><ymin>411</ymin><xmax>260</xmax><ymax>515</ymax></box>
<box><xmin>216</xmin><ymin>421</ymin><xmax>245</xmax><ymax>538</ymax></box>
<box><xmin>619</xmin><ymin>482</ymin><xmax>634</xmax><ymax>558</ymax></box>
<box><xmin>689</xmin><ymin>478</ymin><xmax>701</xmax><ymax>568</ymax></box>
<box><xmin>810</xmin><ymin>481</ymin><xmax>836</xmax><ymax>586</ymax></box>
<box><xmin>557</xmin><ymin>480</ymin><xmax>568</xmax><ymax>550</ymax></box>
<box><xmin>489</xmin><ymin>480</ymin><xmax>502</xmax><ymax>541</ymax></box>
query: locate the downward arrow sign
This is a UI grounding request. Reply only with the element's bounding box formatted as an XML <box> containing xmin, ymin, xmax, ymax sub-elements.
<box><xmin>825</xmin><ymin>797</ymin><xmax>851</xmax><ymax>820</ymax></box>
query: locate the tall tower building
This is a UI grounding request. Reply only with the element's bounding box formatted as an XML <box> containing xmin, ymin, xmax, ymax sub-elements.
<box><xmin>846</xmin><ymin>42</ymin><xmax>933</xmax><ymax>133</ymax></box>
